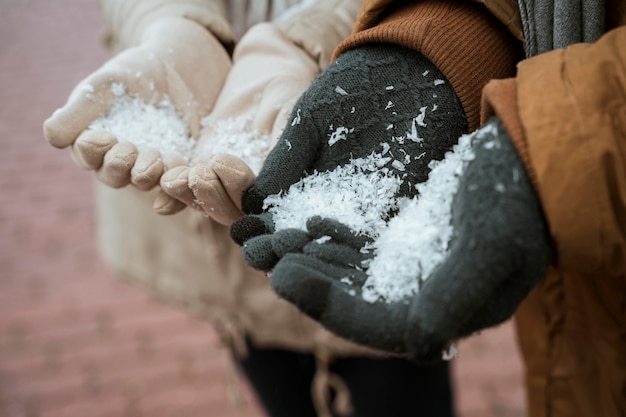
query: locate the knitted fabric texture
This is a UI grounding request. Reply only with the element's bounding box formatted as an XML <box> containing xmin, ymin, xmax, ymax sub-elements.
<box><xmin>240</xmin><ymin>42</ymin><xmax>467</xmax><ymax>217</ymax></box>
<box><xmin>333</xmin><ymin>0</ymin><xmax>523</xmax><ymax>131</ymax></box>
<box><xmin>265</xmin><ymin>118</ymin><xmax>551</xmax><ymax>359</ymax></box>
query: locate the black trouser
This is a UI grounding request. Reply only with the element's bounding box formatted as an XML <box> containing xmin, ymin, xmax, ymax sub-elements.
<box><xmin>232</xmin><ymin>339</ymin><xmax>455</xmax><ymax>417</ymax></box>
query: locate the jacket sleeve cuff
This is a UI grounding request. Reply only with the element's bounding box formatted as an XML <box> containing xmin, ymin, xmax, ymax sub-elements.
<box><xmin>480</xmin><ymin>78</ymin><xmax>539</xmax><ymax>193</ymax></box>
<box><xmin>331</xmin><ymin>0</ymin><xmax>523</xmax><ymax>131</ymax></box>
<box><xmin>514</xmin><ymin>28</ymin><xmax>626</xmax><ymax>275</ymax></box>
<box><xmin>274</xmin><ymin>0</ymin><xmax>361</xmax><ymax>71</ymax></box>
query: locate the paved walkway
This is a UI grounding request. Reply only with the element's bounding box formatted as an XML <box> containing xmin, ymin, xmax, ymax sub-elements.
<box><xmin>0</xmin><ymin>1</ymin><xmax>527</xmax><ymax>416</ymax></box>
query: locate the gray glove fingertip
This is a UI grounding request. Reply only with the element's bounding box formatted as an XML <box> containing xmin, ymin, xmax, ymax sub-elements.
<box><xmin>306</xmin><ymin>216</ymin><xmax>372</xmax><ymax>249</ymax></box>
<box><xmin>242</xmin><ymin>234</ymin><xmax>279</xmax><ymax>272</ymax></box>
<box><xmin>241</xmin><ymin>184</ymin><xmax>268</xmax><ymax>215</ymax></box>
<box><xmin>230</xmin><ymin>213</ymin><xmax>275</xmax><ymax>246</ymax></box>
<box><xmin>271</xmin><ymin>229</ymin><xmax>312</xmax><ymax>258</ymax></box>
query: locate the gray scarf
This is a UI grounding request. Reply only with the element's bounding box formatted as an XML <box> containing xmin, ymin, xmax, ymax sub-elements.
<box><xmin>518</xmin><ymin>0</ymin><xmax>606</xmax><ymax>57</ymax></box>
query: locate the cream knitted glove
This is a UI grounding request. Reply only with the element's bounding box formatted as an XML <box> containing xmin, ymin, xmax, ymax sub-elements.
<box><xmin>43</xmin><ymin>17</ymin><xmax>231</xmax><ymax>192</ymax></box>
<box><xmin>155</xmin><ymin>22</ymin><xmax>320</xmax><ymax>224</ymax></box>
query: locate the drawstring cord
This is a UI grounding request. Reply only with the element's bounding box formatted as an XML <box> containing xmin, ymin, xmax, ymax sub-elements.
<box><xmin>312</xmin><ymin>351</ymin><xmax>353</xmax><ymax>417</ymax></box>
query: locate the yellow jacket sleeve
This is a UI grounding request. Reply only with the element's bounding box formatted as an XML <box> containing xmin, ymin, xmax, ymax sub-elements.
<box><xmin>484</xmin><ymin>26</ymin><xmax>626</xmax><ymax>276</ymax></box>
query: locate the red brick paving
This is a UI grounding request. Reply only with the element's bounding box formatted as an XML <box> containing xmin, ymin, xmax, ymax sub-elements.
<box><xmin>0</xmin><ymin>1</ymin><xmax>528</xmax><ymax>416</ymax></box>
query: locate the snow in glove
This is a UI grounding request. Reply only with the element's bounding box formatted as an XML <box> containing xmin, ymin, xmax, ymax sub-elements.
<box><xmin>267</xmin><ymin>117</ymin><xmax>552</xmax><ymax>361</ymax></box>
<box><xmin>155</xmin><ymin>23</ymin><xmax>319</xmax><ymax>224</ymax></box>
<box><xmin>43</xmin><ymin>17</ymin><xmax>230</xmax><ymax>196</ymax></box>
<box><xmin>230</xmin><ymin>43</ymin><xmax>467</xmax><ymax>271</ymax></box>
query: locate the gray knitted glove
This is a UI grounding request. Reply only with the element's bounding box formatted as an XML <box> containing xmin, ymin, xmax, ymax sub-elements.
<box><xmin>268</xmin><ymin>117</ymin><xmax>552</xmax><ymax>361</ymax></box>
<box><xmin>230</xmin><ymin>43</ymin><xmax>467</xmax><ymax>271</ymax></box>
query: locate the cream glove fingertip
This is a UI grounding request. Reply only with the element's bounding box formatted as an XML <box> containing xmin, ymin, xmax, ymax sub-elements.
<box><xmin>131</xmin><ymin>147</ymin><xmax>165</xmax><ymax>190</ymax></box>
<box><xmin>96</xmin><ymin>141</ymin><xmax>139</xmax><ymax>188</ymax></box>
<box><xmin>44</xmin><ymin>107</ymin><xmax>86</xmax><ymax>149</ymax></box>
<box><xmin>159</xmin><ymin>165</ymin><xmax>206</xmax><ymax>214</ymax></box>
<box><xmin>153</xmin><ymin>189</ymin><xmax>187</xmax><ymax>215</ymax></box>
<box><xmin>71</xmin><ymin>130</ymin><xmax>118</xmax><ymax>170</ymax></box>
<box><xmin>188</xmin><ymin>162</ymin><xmax>246</xmax><ymax>225</ymax></box>
<box><xmin>209</xmin><ymin>154</ymin><xmax>256</xmax><ymax>210</ymax></box>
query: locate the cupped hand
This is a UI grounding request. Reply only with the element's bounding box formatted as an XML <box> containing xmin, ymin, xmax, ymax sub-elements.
<box><xmin>265</xmin><ymin>118</ymin><xmax>552</xmax><ymax>362</ymax></box>
<box><xmin>156</xmin><ymin>22</ymin><xmax>319</xmax><ymax>224</ymax></box>
<box><xmin>230</xmin><ymin>42</ymin><xmax>467</xmax><ymax>272</ymax></box>
<box><xmin>43</xmin><ymin>17</ymin><xmax>231</xmax><ymax>191</ymax></box>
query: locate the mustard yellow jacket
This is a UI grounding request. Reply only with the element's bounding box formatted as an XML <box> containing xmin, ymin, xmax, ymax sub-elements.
<box><xmin>336</xmin><ymin>1</ymin><xmax>626</xmax><ymax>416</ymax></box>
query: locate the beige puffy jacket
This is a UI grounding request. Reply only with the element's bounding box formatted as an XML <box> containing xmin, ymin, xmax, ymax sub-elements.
<box><xmin>94</xmin><ymin>0</ymin><xmax>381</xmax><ymax>365</ymax></box>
